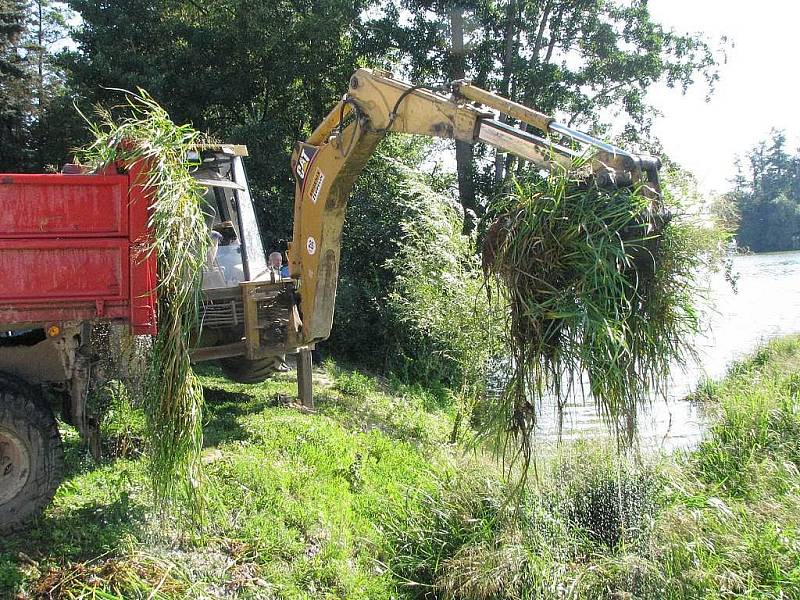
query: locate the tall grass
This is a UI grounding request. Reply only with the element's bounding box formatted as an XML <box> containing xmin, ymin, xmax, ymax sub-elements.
<box><xmin>691</xmin><ymin>337</ymin><xmax>800</xmax><ymax>498</ymax></box>
<box><xmin>4</xmin><ymin>338</ymin><xmax>799</xmax><ymax>597</ymax></box>
<box><xmin>384</xmin><ymin>336</ymin><xmax>800</xmax><ymax>600</ymax></box>
<box><xmin>383</xmin><ymin>445</ymin><xmax>662</xmax><ymax>600</ymax></box>
<box><xmin>76</xmin><ymin>90</ymin><xmax>209</xmax><ymax>523</ymax></box>
<box><xmin>482</xmin><ymin>162</ymin><xmax>718</xmax><ymax>474</ymax></box>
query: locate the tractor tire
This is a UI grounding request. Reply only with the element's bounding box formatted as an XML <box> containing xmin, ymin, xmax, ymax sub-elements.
<box><xmin>219</xmin><ymin>356</ymin><xmax>285</xmax><ymax>384</ymax></box>
<box><xmin>0</xmin><ymin>375</ymin><xmax>64</xmax><ymax>532</ymax></box>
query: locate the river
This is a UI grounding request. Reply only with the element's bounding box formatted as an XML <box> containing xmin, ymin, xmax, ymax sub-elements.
<box><xmin>535</xmin><ymin>250</ymin><xmax>800</xmax><ymax>450</ymax></box>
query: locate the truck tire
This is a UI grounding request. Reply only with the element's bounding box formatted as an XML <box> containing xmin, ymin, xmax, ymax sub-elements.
<box><xmin>0</xmin><ymin>375</ymin><xmax>63</xmax><ymax>532</ymax></box>
<box><xmin>219</xmin><ymin>356</ymin><xmax>284</xmax><ymax>384</ymax></box>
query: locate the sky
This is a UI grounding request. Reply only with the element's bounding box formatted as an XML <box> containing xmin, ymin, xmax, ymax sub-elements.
<box><xmin>647</xmin><ymin>0</ymin><xmax>800</xmax><ymax>195</ymax></box>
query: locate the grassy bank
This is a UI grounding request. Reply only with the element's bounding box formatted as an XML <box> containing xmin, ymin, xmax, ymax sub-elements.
<box><xmin>0</xmin><ymin>363</ymin><xmax>460</xmax><ymax>598</ymax></box>
<box><xmin>386</xmin><ymin>336</ymin><xmax>800</xmax><ymax>599</ymax></box>
<box><xmin>2</xmin><ymin>338</ymin><xmax>799</xmax><ymax>598</ymax></box>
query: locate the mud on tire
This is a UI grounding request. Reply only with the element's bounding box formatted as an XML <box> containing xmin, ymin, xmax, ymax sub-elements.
<box><xmin>0</xmin><ymin>374</ymin><xmax>64</xmax><ymax>532</ymax></box>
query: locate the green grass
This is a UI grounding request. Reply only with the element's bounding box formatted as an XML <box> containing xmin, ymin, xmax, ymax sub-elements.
<box><xmin>384</xmin><ymin>337</ymin><xmax>800</xmax><ymax>599</ymax></box>
<box><xmin>0</xmin><ymin>364</ymin><xmax>456</xmax><ymax>598</ymax></box>
<box><xmin>2</xmin><ymin>338</ymin><xmax>800</xmax><ymax>598</ymax></box>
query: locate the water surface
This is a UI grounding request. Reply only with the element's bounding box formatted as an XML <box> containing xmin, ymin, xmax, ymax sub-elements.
<box><xmin>534</xmin><ymin>250</ymin><xmax>800</xmax><ymax>450</ymax></box>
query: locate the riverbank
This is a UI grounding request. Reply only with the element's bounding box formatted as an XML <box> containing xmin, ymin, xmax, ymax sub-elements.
<box><xmin>1</xmin><ymin>337</ymin><xmax>799</xmax><ymax>598</ymax></box>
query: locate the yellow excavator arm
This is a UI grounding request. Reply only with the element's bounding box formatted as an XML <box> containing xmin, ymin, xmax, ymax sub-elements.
<box><xmin>287</xmin><ymin>68</ymin><xmax>660</xmax><ymax>345</ymax></box>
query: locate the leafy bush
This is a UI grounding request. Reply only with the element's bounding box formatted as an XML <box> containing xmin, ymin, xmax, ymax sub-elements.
<box><xmin>329</xmin><ymin>138</ymin><xmax>502</xmax><ymax>404</ymax></box>
<box><xmin>385</xmin><ymin>170</ymin><xmax>503</xmax><ymax>394</ymax></box>
<box><xmin>325</xmin><ymin>135</ymin><xmax>450</xmax><ymax>369</ymax></box>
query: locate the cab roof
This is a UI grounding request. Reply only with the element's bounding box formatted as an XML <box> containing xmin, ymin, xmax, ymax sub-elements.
<box><xmin>192</xmin><ymin>144</ymin><xmax>249</xmax><ymax>157</ymax></box>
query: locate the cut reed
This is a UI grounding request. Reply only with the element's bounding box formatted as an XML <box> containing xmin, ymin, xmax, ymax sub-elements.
<box><xmin>482</xmin><ymin>160</ymin><xmax>713</xmax><ymax>476</ymax></box>
<box><xmin>75</xmin><ymin>90</ymin><xmax>209</xmax><ymax>522</ymax></box>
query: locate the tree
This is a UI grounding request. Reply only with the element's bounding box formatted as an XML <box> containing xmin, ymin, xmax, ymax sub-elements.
<box><xmin>729</xmin><ymin>130</ymin><xmax>800</xmax><ymax>252</ymax></box>
<box><xmin>22</xmin><ymin>1</ymin><xmax>73</xmax><ymax>110</ymax></box>
<box><xmin>64</xmin><ymin>0</ymin><xmax>391</xmax><ymax>244</ymax></box>
<box><xmin>64</xmin><ymin>0</ymin><xmax>723</xmax><ymax>235</ymax></box>
<box><xmin>22</xmin><ymin>1</ymin><xmax>71</xmax><ymax>113</ymax></box>
<box><xmin>449</xmin><ymin>5</ymin><xmax>478</xmax><ymax>233</ymax></box>
<box><xmin>0</xmin><ymin>0</ymin><xmax>28</xmax><ymax>170</ymax></box>
<box><xmin>0</xmin><ymin>1</ymin><xmax>77</xmax><ymax>171</ymax></box>
<box><xmin>22</xmin><ymin>0</ymin><xmax>77</xmax><ymax>169</ymax></box>
<box><xmin>0</xmin><ymin>0</ymin><xmax>24</xmax><ymax>76</ymax></box>
<box><xmin>365</xmin><ymin>0</ymin><xmax>723</xmax><ymax>226</ymax></box>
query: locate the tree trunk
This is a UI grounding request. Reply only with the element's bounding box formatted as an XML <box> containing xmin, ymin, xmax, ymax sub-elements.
<box><xmin>449</xmin><ymin>6</ymin><xmax>478</xmax><ymax>233</ymax></box>
<box><xmin>36</xmin><ymin>1</ymin><xmax>44</xmax><ymax>114</ymax></box>
<box><xmin>493</xmin><ymin>0</ymin><xmax>517</xmax><ymax>185</ymax></box>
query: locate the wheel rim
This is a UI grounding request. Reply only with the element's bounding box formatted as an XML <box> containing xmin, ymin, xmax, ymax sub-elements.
<box><xmin>0</xmin><ymin>426</ymin><xmax>31</xmax><ymax>505</ymax></box>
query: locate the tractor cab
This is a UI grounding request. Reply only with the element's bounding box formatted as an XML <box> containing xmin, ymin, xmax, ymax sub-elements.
<box><xmin>191</xmin><ymin>145</ymin><xmax>269</xmax><ymax>290</ymax></box>
<box><xmin>189</xmin><ymin>145</ymin><xmax>303</xmax><ymax>375</ymax></box>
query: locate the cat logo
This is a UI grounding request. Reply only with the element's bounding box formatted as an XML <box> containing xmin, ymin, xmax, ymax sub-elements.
<box><xmin>295</xmin><ymin>144</ymin><xmax>318</xmax><ymax>183</ymax></box>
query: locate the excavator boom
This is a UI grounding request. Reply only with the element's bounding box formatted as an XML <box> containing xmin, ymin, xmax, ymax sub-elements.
<box><xmin>288</xmin><ymin>68</ymin><xmax>660</xmax><ymax>345</ymax></box>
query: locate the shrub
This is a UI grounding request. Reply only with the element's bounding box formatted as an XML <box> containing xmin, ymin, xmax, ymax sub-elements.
<box><xmin>384</xmin><ymin>170</ymin><xmax>504</xmax><ymax>396</ymax></box>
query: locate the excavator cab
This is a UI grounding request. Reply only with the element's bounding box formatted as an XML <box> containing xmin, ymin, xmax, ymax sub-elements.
<box><xmin>192</xmin><ymin>145</ymin><xmax>268</xmax><ymax>288</ymax></box>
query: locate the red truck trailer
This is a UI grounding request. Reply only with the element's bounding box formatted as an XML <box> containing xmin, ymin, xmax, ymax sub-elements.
<box><xmin>0</xmin><ymin>146</ymin><xmax>305</xmax><ymax>530</ymax></box>
<box><xmin>0</xmin><ymin>160</ymin><xmax>158</xmax><ymax>529</ymax></box>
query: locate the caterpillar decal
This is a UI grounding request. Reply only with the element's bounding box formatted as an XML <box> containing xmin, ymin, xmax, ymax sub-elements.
<box><xmin>294</xmin><ymin>143</ymin><xmax>318</xmax><ymax>184</ymax></box>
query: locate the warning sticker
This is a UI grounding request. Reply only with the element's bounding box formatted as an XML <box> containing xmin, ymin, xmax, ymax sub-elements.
<box><xmin>306</xmin><ymin>236</ymin><xmax>317</xmax><ymax>255</ymax></box>
<box><xmin>309</xmin><ymin>168</ymin><xmax>325</xmax><ymax>204</ymax></box>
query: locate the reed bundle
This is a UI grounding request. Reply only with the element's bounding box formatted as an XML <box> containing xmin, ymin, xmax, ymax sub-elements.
<box><xmin>77</xmin><ymin>91</ymin><xmax>209</xmax><ymax>521</ymax></box>
<box><xmin>482</xmin><ymin>163</ymin><xmax>705</xmax><ymax>473</ymax></box>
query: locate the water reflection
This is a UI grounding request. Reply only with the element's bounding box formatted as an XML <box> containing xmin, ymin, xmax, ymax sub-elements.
<box><xmin>534</xmin><ymin>250</ymin><xmax>800</xmax><ymax>450</ymax></box>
